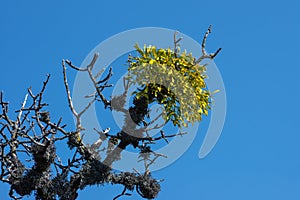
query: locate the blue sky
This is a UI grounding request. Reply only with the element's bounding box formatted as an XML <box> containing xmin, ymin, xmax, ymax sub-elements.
<box><xmin>1</xmin><ymin>0</ymin><xmax>300</xmax><ymax>200</ymax></box>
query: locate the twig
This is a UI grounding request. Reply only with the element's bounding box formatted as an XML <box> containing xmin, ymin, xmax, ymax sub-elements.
<box><xmin>0</xmin><ymin>92</ymin><xmax>13</xmax><ymax>126</ymax></box>
<box><xmin>142</xmin><ymin>131</ymin><xmax>187</xmax><ymax>143</ymax></box>
<box><xmin>62</xmin><ymin>60</ymin><xmax>78</xmax><ymax>118</ymax></box>
<box><xmin>160</xmin><ymin>130</ymin><xmax>169</xmax><ymax>144</ymax></box>
<box><xmin>65</xmin><ymin>53</ymin><xmax>111</xmax><ymax>108</ymax></box>
<box><xmin>86</xmin><ymin>58</ymin><xmax>111</xmax><ymax>107</ymax></box>
<box><xmin>77</xmin><ymin>98</ymin><xmax>96</xmax><ymax>117</ymax></box>
<box><xmin>145</xmin><ymin>152</ymin><xmax>167</xmax><ymax>171</ymax></box>
<box><xmin>173</xmin><ymin>31</ymin><xmax>182</xmax><ymax>56</ymax></box>
<box><xmin>133</xmin><ymin>168</ymin><xmax>142</xmax><ymax>175</ymax></box>
<box><xmin>113</xmin><ymin>186</ymin><xmax>132</xmax><ymax>200</ymax></box>
<box><xmin>87</xmin><ymin>52</ymin><xmax>99</xmax><ymax>70</ymax></box>
<box><xmin>94</xmin><ymin>68</ymin><xmax>105</xmax><ymax>80</ymax></box>
<box><xmin>65</xmin><ymin>60</ymin><xmax>88</xmax><ymax>71</ymax></box>
<box><xmin>97</xmin><ymin>67</ymin><xmax>112</xmax><ymax>84</ymax></box>
<box><xmin>37</xmin><ymin>74</ymin><xmax>51</xmax><ymax>107</ymax></box>
<box><xmin>17</xmin><ymin>94</ymin><xmax>28</xmax><ymax>125</ymax></box>
<box><xmin>145</xmin><ymin>111</ymin><xmax>163</xmax><ymax>127</ymax></box>
<box><xmin>194</xmin><ymin>25</ymin><xmax>222</xmax><ymax>64</ymax></box>
<box><xmin>201</xmin><ymin>25</ymin><xmax>212</xmax><ymax>56</ymax></box>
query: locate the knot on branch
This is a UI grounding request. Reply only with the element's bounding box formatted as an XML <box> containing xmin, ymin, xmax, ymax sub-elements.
<box><xmin>39</xmin><ymin>111</ymin><xmax>50</xmax><ymax>123</ymax></box>
<box><xmin>67</xmin><ymin>132</ymin><xmax>81</xmax><ymax>150</ymax></box>
<box><xmin>117</xmin><ymin>131</ymin><xmax>140</xmax><ymax>149</ymax></box>
<box><xmin>128</xmin><ymin>96</ymin><xmax>149</xmax><ymax>126</ymax></box>
<box><xmin>111</xmin><ymin>172</ymin><xmax>161</xmax><ymax>199</ymax></box>
<box><xmin>12</xmin><ymin>170</ymin><xmax>51</xmax><ymax>197</ymax></box>
<box><xmin>113</xmin><ymin>172</ymin><xmax>137</xmax><ymax>191</ymax></box>
<box><xmin>137</xmin><ymin>174</ymin><xmax>160</xmax><ymax>199</ymax></box>
<box><xmin>80</xmin><ymin>158</ymin><xmax>110</xmax><ymax>188</ymax></box>
<box><xmin>31</xmin><ymin>141</ymin><xmax>56</xmax><ymax>172</ymax></box>
<box><xmin>7</xmin><ymin>157</ymin><xmax>25</xmax><ymax>183</ymax></box>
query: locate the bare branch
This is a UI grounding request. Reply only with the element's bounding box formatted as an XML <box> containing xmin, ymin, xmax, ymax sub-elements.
<box><xmin>194</xmin><ymin>25</ymin><xmax>222</xmax><ymax>64</ymax></box>
<box><xmin>87</xmin><ymin>66</ymin><xmax>111</xmax><ymax>108</ymax></box>
<box><xmin>87</xmin><ymin>52</ymin><xmax>99</xmax><ymax>70</ymax></box>
<box><xmin>65</xmin><ymin>60</ymin><xmax>88</xmax><ymax>71</ymax></box>
<box><xmin>201</xmin><ymin>25</ymin><xmax>212</xmax><ymax>56</ymax></box>
<box><xmin>113</xmin><ymin>186</ymin><xmax>132</xmax><ymax>200</ymax></box>
<box><xmin>145</xmin><ymin>152</ymin><xmax>167</xmax><ymax>171</ymax></box>
<box><xmin>37</xmin><ymin>74</ymin><xmax>51</xmax><ymax>107</ymax></box>
<box><xmin>173</xmin><ymin>31</ymin><xmax>182</xmax><ymax>56</ymax></box>
<box><xmin>97</xmin><ymin>66</ymin><xmax>112</xmax><ymax>84</ymax></box>
<box><xmin>94</xmin><ymin>68</ymin><xmax>105</xmax><ymax>80</ymax></box>
<box><xmin>142</xmin><ymin>131</ymin><xmax>187</xmax><ymax>143</ymax></box>
<box><xmin>0</xmin><ymin>92</ymin><xmax>13</xmax><ymax>126</ymax></box>
<box><xmin>62</xmin><ymin>60</ymin><xmax>78</xmax><ymax>118</ymax></box>
<box><xmin>17</xmin><ymin>94</ymin><xmax>28</xmax><ymax>125</ymax></box>
<box><xmin>77</xmin><ymin>98</ymin><xmax>96</xmax><ymax>117</ymax></box>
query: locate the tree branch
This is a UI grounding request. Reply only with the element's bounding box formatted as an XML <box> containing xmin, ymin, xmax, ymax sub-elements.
<box><xmin>194</xmin><ymin>25</ymin><xmax>222</xmax><ymax>64</ymax></box>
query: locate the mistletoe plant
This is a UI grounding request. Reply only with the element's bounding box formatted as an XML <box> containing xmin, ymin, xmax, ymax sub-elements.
<box><xmin>126</xmin><ymin>30</ymin><xmax>220</xmax><ymax>128</ymax></box>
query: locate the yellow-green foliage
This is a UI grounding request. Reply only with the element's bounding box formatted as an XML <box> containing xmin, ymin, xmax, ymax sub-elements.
<box><xmin>126</xmin><ymin>44</ymin><xmax>212</xmax><ymax>128</ymax></box>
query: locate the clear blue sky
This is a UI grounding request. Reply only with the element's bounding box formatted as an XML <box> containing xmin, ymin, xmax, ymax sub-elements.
<box><xmin>1</xmin><ymin>0</ymin><xmax>300</xmax><ymax>200</ymax></box>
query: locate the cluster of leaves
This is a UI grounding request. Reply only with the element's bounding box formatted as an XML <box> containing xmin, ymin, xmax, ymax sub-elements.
<box><xmin>126</xmin><ymin>44</ymin><xmax>212</xmax><ymax>127</ymax></box>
